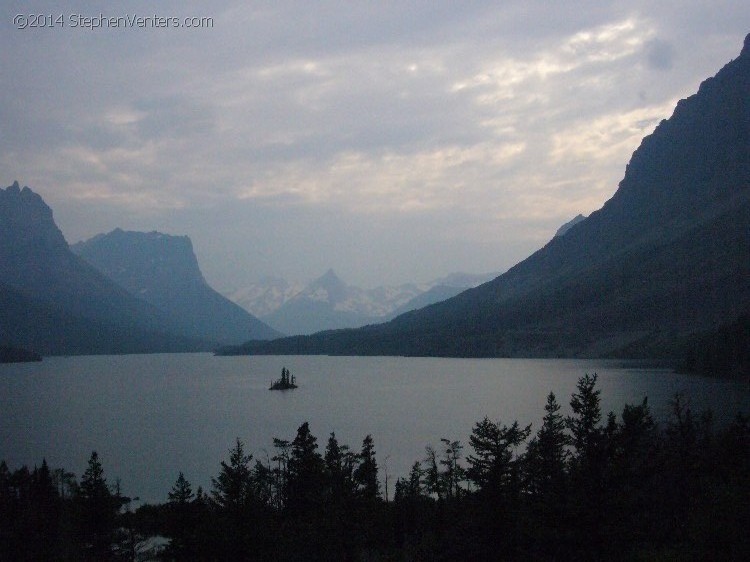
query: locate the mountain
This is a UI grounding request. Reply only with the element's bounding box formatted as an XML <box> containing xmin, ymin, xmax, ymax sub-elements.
<box><xmin>554</xmin><ymin>214</ymin><xmax>587</xmax><ymax>237</ymax></box>
<box><xmin>219</xmin><ymin>34</ymin><xmax>750</xmax><ymax>360</ymax></box>
<box><xmin>243</xmin><ymin>269</ymin><xmax>497</xmax><ymax>335</ymax></box>
<box><xmin>385</xmin><ymin>285</ymin><xmax>469</xmax><ymax>320</ymax></box>
<box><xmin>0</xmin><ymin>182</ymin><xmax>207</xmax><ymax>355</ymax></box>
<box><xmin>229</xmin><ymin>277</ymin><xmax>305</xmax><ymax>318</ymax></box>
<box><xmin>72</xmin><ymin>229</ymin><xmax>280</xmax><ymax>344</ymax></box>
<box><xmin>260</xmin><ymin>269</ymin><xmax>385</xmax><ymax>335</ymax></box>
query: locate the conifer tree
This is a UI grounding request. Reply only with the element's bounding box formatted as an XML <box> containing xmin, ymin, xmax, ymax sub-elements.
<box><xmin>525</xmin><ymin>392</ymin><xmax>568</xmax><ymax>498</ymax></box>
<box><xmin>211</xmin><ymin>438</ymin><xmax>253</xmax><ymax>513</ymax></box>
<box><xmin>286</xmin><ymin>422</ymin><xmax>325</xmax><ymax>513</ymax></box>
<box><xmin>354</xmin><ymin>434</ymin><xmax>380</xmax><ymax>502</ymax></box>
<box><xmin>77</xmin><ymin>451</ymin><xmax>118</xmax><ymax>559</ymax></box>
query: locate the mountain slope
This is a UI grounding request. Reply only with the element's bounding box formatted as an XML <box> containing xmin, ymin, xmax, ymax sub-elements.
<box><xmin>0</xmin><ymin>182</ymin><xmax>209</xmax><ymax>354</ymax></box>
<box><xmin>72</xmin><ymin>229</ymin><xmax>280</xmax><ymax>344</ymax></box>
<box><xmin>220</xmin><ymin>34</ymin><xmax>750</xmax><ymax>359</ymax></box>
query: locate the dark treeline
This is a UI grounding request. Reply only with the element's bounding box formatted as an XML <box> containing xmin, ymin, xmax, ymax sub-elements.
<box><xmin>2</xmin><ymin>374</ymin><xmax>749</xmax><ymax>561</ymax></box>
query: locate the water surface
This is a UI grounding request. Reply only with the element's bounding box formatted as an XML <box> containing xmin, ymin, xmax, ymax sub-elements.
<box><xmin>1</xmin><ymin>353</ymin><xmax>747</xmax><ymax>503</ymax></box>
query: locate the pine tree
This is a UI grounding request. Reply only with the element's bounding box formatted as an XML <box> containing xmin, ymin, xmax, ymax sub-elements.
<box><xmin>467</xmin><ymin>417</ymin><xmax>531</xmax><ymax>493</ymax></box>
<box><xmin>354</xmin><ymin>434</ymin><xmax>380</xmax><ymax>502</ymax></box>
<box><xmin>77</xmin><ymin>451</ymin><xmax>118</xmax><ymax>560</ymax></box>
<box><xmin>211</xmin><ymin>438</ymin><xmax>253</xmax><ymax>513</ymax></box>
<box><xmin>286</xmin><ymin>422</ymin><xmax>325</xmax><ymax>514</ymax></box>
<box><xmin>210</xmin><ymin>438</ymin><xmax>261</xmax><ymax>559</ymax></box>
<box><xmin>164</xmin><ymin>472</ymin><xmax>196</xmax><ymax>559</ymax></box>
<box><xmin>567</xmin><ymin>373</ymin><xmax>602</xmax><ymax>468</ymax></box>
<box><xmin>525</xmin><ymin>392</ymin><xmax>568</xmax><ymax>498</ymax></box>
<box><xmin>439</xmin><ymin>438</ymin><xmax>465</xmax><ymax>500</ymax></box>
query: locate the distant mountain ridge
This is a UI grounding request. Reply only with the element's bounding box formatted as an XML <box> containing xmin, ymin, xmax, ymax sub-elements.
<box><xmin>232</xmin><ymin>269</ymin><xmax>497</xmax><ymax>335</ymax></box>
<box><xmin>219</xmin><ymin>34</ymin><xmax>750</xmax><ymax>361</ymax></box>
<box><xmin>554</xmin><ymin>214</ymin><xmax>587</xmax><ymax>237</ymax></box>
<box><xmin>72</xmin><ymin>229</ymin><xmax>280</xmax><ymax>344</ymax></box>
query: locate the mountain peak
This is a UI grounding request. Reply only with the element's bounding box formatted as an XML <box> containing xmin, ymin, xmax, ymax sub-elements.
<box><xmin>1</xmin><ymin>181</ymin><xmax>68</xmax><ymax>256</ymax></box>
<box><xmin>742</xmin><ymin>33</ymin><xmax>750</xmax><ymax>58</ymax></box>
<box><xmin>319</xmin><ymin>268</ymin><xmax>341</xmax><ymax>282</ymax></box>
<box><xmin>73</xmin><ymin>229</ymin><xmax>206</xmax><ymax>289</ymax></box>
<box><xmin>554</xmin><ymin>214</ymin><xmax>587</xmax><ymax>238</ymax></box>
<box><xmin>304</xmin><ymin>268</ymin><xmax>348</xmax><ymax>301</ymax></box>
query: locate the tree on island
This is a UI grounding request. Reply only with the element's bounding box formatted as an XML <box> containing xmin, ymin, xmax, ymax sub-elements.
<box><xmin>270</xmin><ymin>367</ymin><xmax>297</xmax><ymax>390</ymax></box>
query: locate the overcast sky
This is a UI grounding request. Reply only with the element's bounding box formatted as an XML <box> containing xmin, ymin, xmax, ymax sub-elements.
<box><xmin>2</xmin><ymin>1</ymin><xmax>748</xmax><ymax>291</ymax></box>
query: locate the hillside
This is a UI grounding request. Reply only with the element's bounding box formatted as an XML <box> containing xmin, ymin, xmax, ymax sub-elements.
<box><xmin>219</xmin><ymin>34</ymin><xmax>750</xmax><ymax>361</ymax></box>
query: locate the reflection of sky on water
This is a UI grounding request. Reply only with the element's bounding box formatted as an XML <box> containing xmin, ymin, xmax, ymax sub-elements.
<box><xmin>1</xmin><ymin>354</ymin><xmax>747</xmax><ymax>503</ymax></box>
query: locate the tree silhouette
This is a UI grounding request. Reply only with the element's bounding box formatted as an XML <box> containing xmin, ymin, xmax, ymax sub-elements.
<box><xmin>77</xmin><ymin>451</ymin><xmax>119</xmax><ymax>560</ymax></box>
<box><xmin>354</xmin><ymin>435</ymin><xmax>380</xmax><ymax>502</ymax></box>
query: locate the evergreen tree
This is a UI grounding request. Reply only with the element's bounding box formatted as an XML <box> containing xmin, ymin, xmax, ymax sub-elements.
<box><xmin>164</xmin><ymin>472</ymin><xmax>196</xmax><ymax>559</ymax></box>
<box><xmin>525</xmin><ymin>392</ymin><xmax>568</xmax><ymax>498</ymax></box>
<box><xmin>285</xmin><ymin>423</ymin><xmax>327</xmax><ymax>560</ymax></box>
<box><xmin>29</xmin><ymin>460</ymin><xmax>61</xmax><ymax>560</ymax></box>
<box><xmin>466</xmin><ymin>417</ymin><xmax>531</xmax><ymax>493</ymax></box>
<box><xmin>271</xmin><ymin>438</ymin><xmax>291</xmax><ymax>510</ymax></box>
<box><xmin>286</xmin><ymin>422</ymin><xmax>325</xmax><ymax>514</ymax></box>
<box><xmin>524</xmin><ymin>393</ymin><xmax>569</xmax><ymax>557</ymax></box>
<box><xmin>211</xmin><ymin>438</ymin><xmax>253</xmax><ymax>512</ymax></box>
<box><xmin>567</xmin><ymin>373</ymin><xmax>603</xmax><ymax>467</ymax></box>
<box><xmin>422</xmin><ymin>446</ymin><xmax>443</xmax><ymax>500</ymax></box>
<box><xmin>439</xmin><ymin>439</ymin><xmax>465</xmax><ymax>501</ymax></box>
<box><xmin>210</xmin><ymin>438</ymin><xmax>258</xmax><ymax>559</ymax></box>
<box><xmin>77</xmin><ymin>451</ymin><xmax>118</xmax><ymax>560</ymax></box>
<box><xmin>466</xmin><ymin>418</ymin><xmax>530</xmax><ymax>558</ymax></box>
<box><xmin>565</xmin><ymin>374</ymin><xmax>608</xmax><ymax>559</ymax></box>
<box><xmin>354</xmin><ymin>434</ymin><xmax>380</xmax><ymax>502</ymax></box>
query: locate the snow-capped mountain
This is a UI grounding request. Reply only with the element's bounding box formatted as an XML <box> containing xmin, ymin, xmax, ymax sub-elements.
<box><xmin>227</xmin><ymin>269</ymin><xmax>497</xmax><ymax>336</ymax></box>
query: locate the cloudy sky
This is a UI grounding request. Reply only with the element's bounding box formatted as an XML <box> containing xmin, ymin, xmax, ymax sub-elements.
<box><xmin>2</xmin><ymin>1</ymin><xmax>748</xmax><ymax>292</ymax></box>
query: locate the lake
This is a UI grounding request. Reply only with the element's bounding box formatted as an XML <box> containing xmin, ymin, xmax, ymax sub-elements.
<box><xmin>1</xmin><ymin>353</ymin><xmax>748</xmax><ymax>504</ymax></box>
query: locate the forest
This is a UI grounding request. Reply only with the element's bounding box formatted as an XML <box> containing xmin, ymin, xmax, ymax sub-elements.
<box><xmin>2</xmin><ymin>374</ymin><xmax>748</xmax><ymax>561</ymax></box>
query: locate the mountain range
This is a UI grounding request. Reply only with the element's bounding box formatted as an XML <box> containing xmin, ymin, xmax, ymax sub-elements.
<box><xmin>218</xmin><ymin>34</ymin><xmax>750</xmax><ymax>361</ymax></box>
<box><xmin>0</xmin><ymin>185</ymin><xmax>277</xmax><ymax>356</ymax></box>
<box><xmin>230</xmin><ymin>269</ymin><xmax>496</xmax><ymax>335</ymax></box>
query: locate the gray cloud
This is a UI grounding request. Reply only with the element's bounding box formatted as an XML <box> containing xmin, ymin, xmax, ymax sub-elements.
<box><xmin>645</xmin><ymin>39</ymin><xmax>675</xmax><ymax>70</ymax></box>
<box><xmin>2</xmin><ymin>1</ymin><xmax>749</xmax><ymax>289</ymax></box>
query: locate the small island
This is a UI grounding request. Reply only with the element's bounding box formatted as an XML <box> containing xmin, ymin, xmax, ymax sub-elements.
<box><xmin>269</xmin><ymin>367</ymin><xmax>297</xmax><ymax>390</ymax></box>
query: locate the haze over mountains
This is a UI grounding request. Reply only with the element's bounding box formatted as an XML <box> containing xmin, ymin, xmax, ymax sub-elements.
<box><xmin>219</xmin><ymin>34</ymin><xmax>750</xmax><ymax>361</ymax></box>
<box><xmin>0</xmin><ymin>185</ymin><xmax>277</xmax><ymax>356</ymax></box>
<box><xmin>72</xmin><ymin>229</ymin><xmax>280</xmax><ymax>344</ymax></box>
<box><xmin>232</xmin><ymin>269</ymin><xmax>496</xmax><ymax>335</ymax></box>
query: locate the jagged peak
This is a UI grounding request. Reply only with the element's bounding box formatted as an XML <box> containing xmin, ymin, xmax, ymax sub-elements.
<box><xmin>742</xmin><ymin>32</ymin><xmax>750</xmax><ymax>58</ymax></box>
<box><xmin>319</xmin><ymin>268</ymin><xmax>341</xmax><ymax>281</ymax></box>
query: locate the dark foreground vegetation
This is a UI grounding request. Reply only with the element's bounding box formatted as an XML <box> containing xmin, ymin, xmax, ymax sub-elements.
<box><xmin>2</xmin><ymin>375</ymin><xmax>748</xmax><ymax>561</ymax></box>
